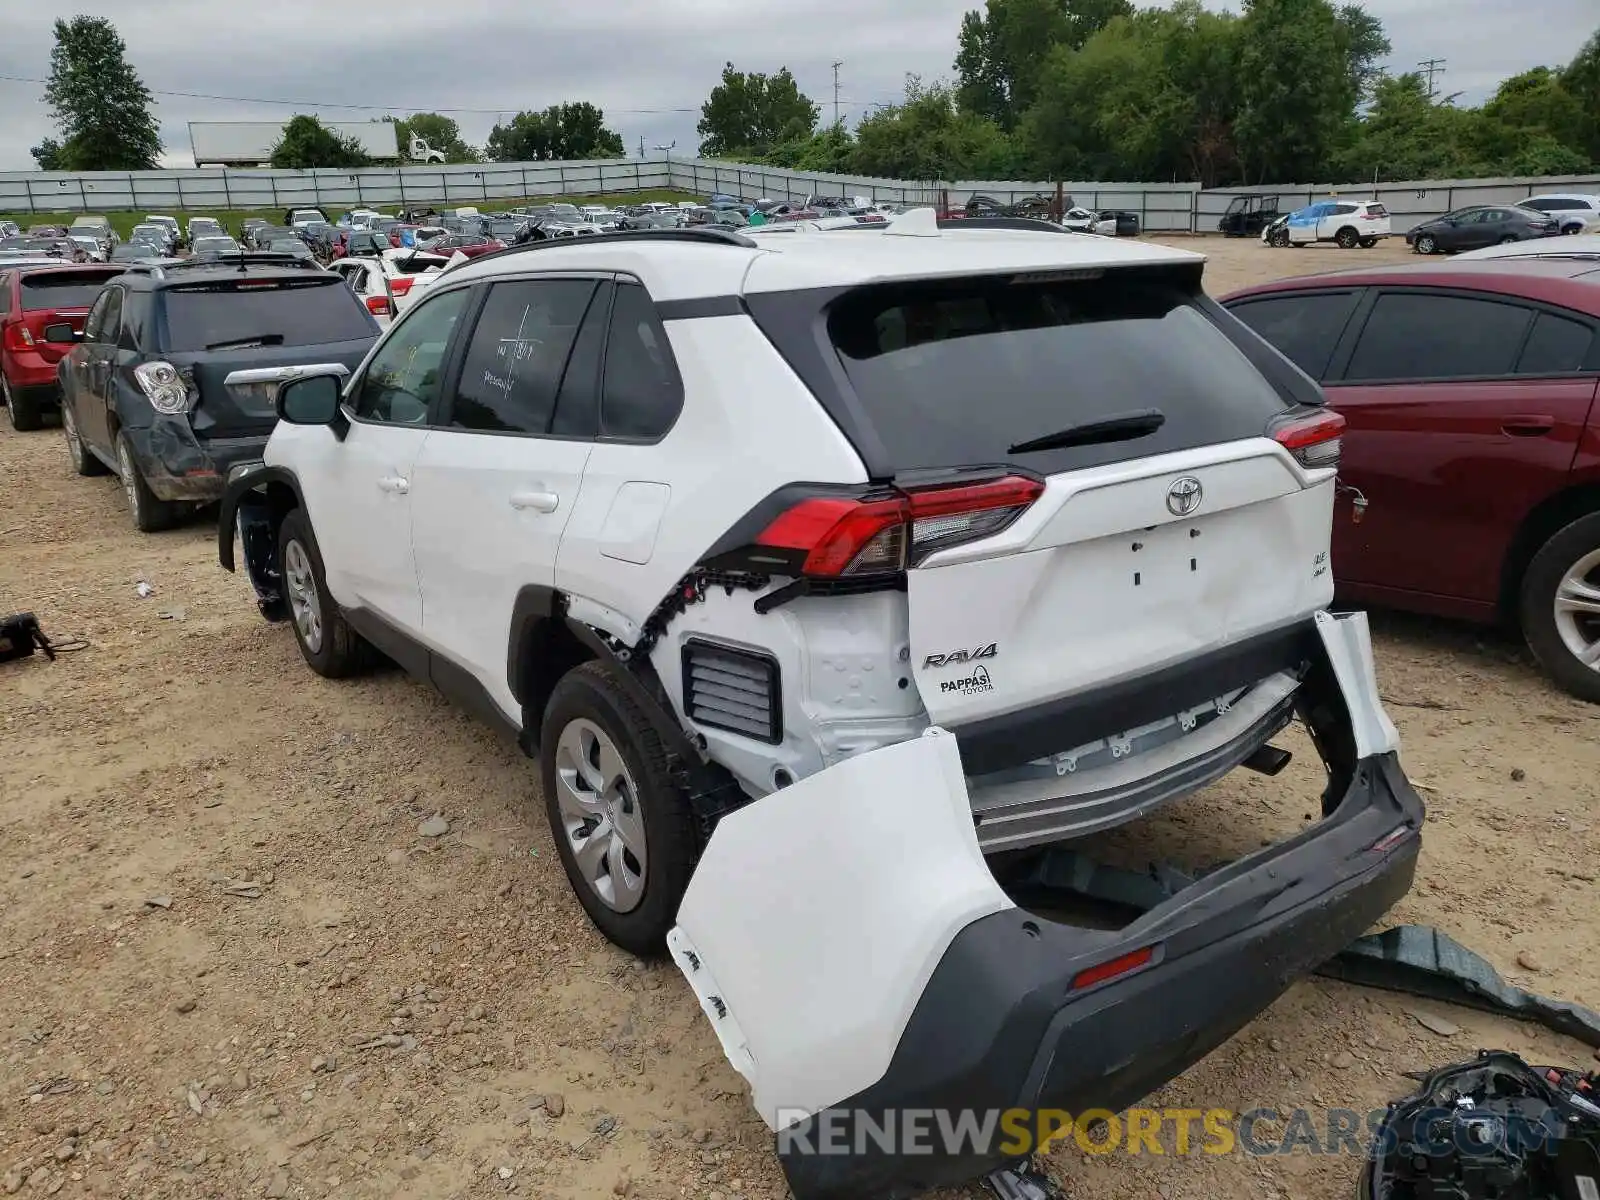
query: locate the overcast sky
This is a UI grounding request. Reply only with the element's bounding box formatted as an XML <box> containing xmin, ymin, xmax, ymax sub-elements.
<box><xmin>0</xmin><ymin>0</ymin><xmax>1590</xmax><ymax>172</ymax></box>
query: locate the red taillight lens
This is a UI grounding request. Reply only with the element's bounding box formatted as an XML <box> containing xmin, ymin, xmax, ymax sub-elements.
<box><xmin>1271</xmin><ymin>408</ymin><xmax>1345</xmax><ymax>470</ymax></box>
<box><xmin>387</xmin><ymin>276</ymin><xmax>414</xmax><ymax>296</ymax></box>
<box><xmin>4</xmin><ymin>322</ymin><xmax>35</xmax><ymax>350</ymax></box>
<box><xmin>1071</xmin><ymin>945</ymin><xmax>1156</xmax><ymax>991</ymax></box>
<box><xmin>755</xmin><ymin>475</ymin><xmax>1044</xmax><ymax>577</ymax></box>
<box><xmin>365</xmin><ymin>295</ymin><xmax>391</xmax><ymax>316</ymax></box>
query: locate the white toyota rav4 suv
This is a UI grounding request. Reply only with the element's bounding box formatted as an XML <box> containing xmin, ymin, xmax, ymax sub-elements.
<box><xmin>218</xmin><ymin>214</ymin><xmax>1422</xmax><ymax>1200</ymax></box>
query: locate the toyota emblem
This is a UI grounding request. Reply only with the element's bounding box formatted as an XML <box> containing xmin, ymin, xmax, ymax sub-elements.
<box><xmin>1166</xmin><ymin>476</ymin><xmax>1203</xmax><ymax>516</ymax></box>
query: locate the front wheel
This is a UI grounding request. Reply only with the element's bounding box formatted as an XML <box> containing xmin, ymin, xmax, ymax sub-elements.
<box><xmin>1519</xmin><ymin>512</ymin><xmax>1600</xmax><ymax>704</ymax></box>
<box><xmin>62</xmin><ymin>402</ymin><xmax>106</xmax><ymax>476</ymax></box>
<box><xmin>1335</xmin><ymin>226</ymin><xmax>1360</xmax><ymax>249</ymax></box>
<box><xmin>276</xmin><ymin>508</ymin><xmax>370</xmax><ymax>678</ymax></box>
<box><xmin>540</xmin><ymin>662</ymin><xmax>699</xmax><ymax>956</ymax></box>
<box><xmin>1415</xmin><ymin>233</ymin><xmax>1437</xmax><ymax>255</ymax></box>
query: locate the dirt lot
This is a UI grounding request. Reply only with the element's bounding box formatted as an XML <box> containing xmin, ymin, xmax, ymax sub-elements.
<box><xmin>3</xmin><ymin>234</ymin><xmax>1598</xmax><ymax>1200</ymax></box>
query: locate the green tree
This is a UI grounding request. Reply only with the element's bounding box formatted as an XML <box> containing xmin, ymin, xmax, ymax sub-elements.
<box><xmin>390</xmin><ymin>113</ymin><xmax>482</xmax><ymax>163</ymax></box>
<box><xmin>765</xmin><ymin>126</ymin><xmax>856</xmax><ymax>173</ymax></box>
<box><xmin>696</xmin><ymin>64</ymin><xmax>819</xmax><ymax>158</ymax></box>
<box><xmin>486</xmin><ymin>103</ymin><xmax>626</xmax><ymax>161</ymax></box>
<box><xmin>1564</xmin><ymin>28</ymin><xmax>1600</xmax><ymax>162</ymax></box>
<box><xmin>852</xmin><ymin>78</ymin><xmax>1020</xmax><ymax>181</ymax></box>
<box><xmin>1333</xmin><ymin>4</ymin><xmax>1390</xmax><ymax>104</ymax></box>
<box><xmin>1024</xmin><ymin>2</ymin><xmax>1242</xmax><ymax>185</ymax></box>
<box><xmin>42</xmin><ymin>16</ymin><xmax>161</xmax><ymax>170</ymax></box>
<box><xmin>1233</xmin><ymin>0</ymin><xmax>1357</xmax><ymax>182</ymax></box>
<box><xmin>30</xmin><ymin>138</ymin><xmax>66</xmax><ymax>170</ymax></box>
<box><xmin>954</xmin><ymin>0</ymin><xmax>1133</xmax><ymax>129</ymax></box>
<box><xmin>270</xmin><ymin>115</ymin><xmax>370</xmax><ymax>169</ymax></box>
<box><xmin>1331</xmin><ymin>73</ymin><xmax>1489</xmax><ymax>181</ymax></box>
<box><xmin>1475</xmin><ymin>67</ymin><xmax>1589</xmax><ymax>167</ymax></box>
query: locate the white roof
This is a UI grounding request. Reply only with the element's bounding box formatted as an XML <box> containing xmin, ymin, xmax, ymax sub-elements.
<box><xmin>443</xmin><ymin>218</ymin><xmax>1205</xmax><ymax>303</ymax></box>
<box><xmin>1455</xmin><ymin>233</ymin><xmax>1600</xmax><ymax>260</ymax></box>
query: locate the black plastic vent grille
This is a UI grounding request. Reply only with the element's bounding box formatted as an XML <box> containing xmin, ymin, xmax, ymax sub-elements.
<box><xmin>682</xmin><ymin>639</ymin><xmax>782</xmax><ymax>744</ymax></box>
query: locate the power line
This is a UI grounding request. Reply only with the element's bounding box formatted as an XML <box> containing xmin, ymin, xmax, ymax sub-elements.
<box><xmin>1417</xmin><ymin>57</ymin><xmax>1446</xmax><ymax>101</ymax></box>
<box><xmin>0</xmin><ymin>72</ymin><xmax>898</xmax><ymax>118</ymax></box>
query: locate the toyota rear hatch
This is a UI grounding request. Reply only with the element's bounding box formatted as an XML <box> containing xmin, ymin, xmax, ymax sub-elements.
<box><xmin>744</xmin><ymin>256</ymin><xmax>1343</xmax><ymax>772</ymax></box>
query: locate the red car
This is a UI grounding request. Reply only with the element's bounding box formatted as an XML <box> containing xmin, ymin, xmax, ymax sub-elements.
<box><xmin>0</xmin><ymin>262</ymin><xmax>124</xmax><ymax>430</ymax></box>
<box><xmin>1223</xmin><ymin>259</ymin><xmax>1600</xmax><ymax>701</ymax></box>
<box><xmin>425</xmin><ymin>234</ymin><xmax>505</xmax><ymax>259</ymax></box>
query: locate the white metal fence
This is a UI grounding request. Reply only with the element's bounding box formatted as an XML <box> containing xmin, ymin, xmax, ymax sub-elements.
<box><xmin>2</xmin><ymin>158</ymin><xmax>1598</xmax><ymax>234</ymax></box>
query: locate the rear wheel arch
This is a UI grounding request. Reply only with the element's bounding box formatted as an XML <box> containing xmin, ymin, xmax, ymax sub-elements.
<box><xmin>507</xmin><ymin>586</ymin><xmax>597</xmax><ymax>748</ymax></box>
<box><xmin>1499</xmin><ymin>482</ymin><xmax>1600</xmax><ymax>620</ymax></box>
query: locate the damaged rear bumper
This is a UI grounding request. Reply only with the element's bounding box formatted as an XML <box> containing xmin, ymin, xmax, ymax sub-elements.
<box><xmin>668</xmin><ymin>612</ymin><xmax>1423</xmax><ymax>1200</ymax></box>
<box><xmin>124</xmin><ymin>420</ymin><xmax>267</xmax><ymax>502</ymax></box>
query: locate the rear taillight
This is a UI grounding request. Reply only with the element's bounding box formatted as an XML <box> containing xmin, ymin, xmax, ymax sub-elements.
<box><xmin>387</xmin><ymin>276</ymin><xmax>414</xmax><ymax>296</ymax></box>
<box><xmin>132</xmin><ymin>361</ymin><xmax>192</xmax><ymax>415</ymax></box>
<box><xmin>366</xmin><ymin>295</ymin><xmax>391</xmax><ymax>316</ymax></box>
<box><xmin>1270</xmin><ymin>408</ymin><xmax>1345</xmax><ymax>470</ymax></box>
<box><xmin>755</xmin><ymin>475</ymin><xmax>1044</xmax><ymax>577</ymax></box>
<box><xmin>4</xmin><ymin>322</ymin><xmax>35</xmax><ymax>350</ymax></box>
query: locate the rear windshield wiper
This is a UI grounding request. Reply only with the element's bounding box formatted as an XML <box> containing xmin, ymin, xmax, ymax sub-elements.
<box><xmin>205</xmin><ymin>334</ymin><xmax>286</xmax><ymax>350</ymax></box>
<box><xmin>1007</xmin><ymin>408</ymin><xmax>1166</xmax><ymax>455</ymax></box>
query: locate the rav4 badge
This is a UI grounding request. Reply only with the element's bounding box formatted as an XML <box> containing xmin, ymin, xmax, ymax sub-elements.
<box><xmin>923</xmin><ymin>643</ymin><xmax>998</xmax><ymax>670</ymax></box>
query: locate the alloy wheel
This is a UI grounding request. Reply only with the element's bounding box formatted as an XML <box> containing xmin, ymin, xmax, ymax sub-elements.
<box><xmin>1553</xmin><ymin>547</ymin><xmax>1600</xmax><ymax>675</ymax></box>
<box><xmin>62</xmin><ymin>406</ymin><xmax>85</xmax><ymax>471</ymax></box>
<box><xmin>281</xmin><ymin>539</ymin><xmax>324</xmax><ymax>654</ymax></box>
<box><xmin>553</xmin><ymin>718</ymin><xmax>647</xmax><ymax>913</ymax></box>
<box><xmin>117</xmin><ymin>440</ymin><xmax>142</xmax><ymax>522</ymax></box>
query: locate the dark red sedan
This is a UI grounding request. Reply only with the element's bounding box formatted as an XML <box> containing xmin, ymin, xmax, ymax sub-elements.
<box><xmin>426</xmin><ymin>234</ymin><xmax>505</xmax><ymax>259</ymax></box>
<box><xmin>1223</xmin><ymin>259</ymin><xmax>1600</xmax><ymax>701</ymax></box>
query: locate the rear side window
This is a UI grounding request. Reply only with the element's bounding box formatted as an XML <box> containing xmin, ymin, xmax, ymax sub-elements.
<box><xmin>448</xmin><ymin>279</ymin><xmax>598</xmax><ymax>435</ymax></box>
<box><xmin>1517</xmin><ymin>312</ymin><xmax>1594</xmax><ymax>375</ymax></box>
<box><xmin>1344</xmin><ymin>292</ymin><xmax>1533</xmax><ymax>382</ymax></box>
<box><xmin>19</xmin><ymin>270</ymin><xmax>119</xmax><ymax>310</ymax></box>
<box><xmin>1228</xmin><ymin>292</ymin><xmax>1361</xmax><ymax>381</ymax></box>
<box><xmin>819</xmin><ymin>270</ymin><xmax>1288</xmax><ymax>476</ymax></box>
<box><xmin>159</xmin><ymin>279</ymin><xmax>376</xmax><ymax>352</ymax></box>
<box><xmin>0</xmin><ymin>274</ymin><xmax>10</xmax><ymax>316</ymax></box>
<box><xmin>600</xmin><ymin>282</ymin><xmax>682</xmax><ymax>440</ymax></box>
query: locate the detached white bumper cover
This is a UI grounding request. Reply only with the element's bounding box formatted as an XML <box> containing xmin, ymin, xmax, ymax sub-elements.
<box><xmin>671</xmin><ymin>612</ymin><xmax>1424</xmax><ymax>1200</ymax></box>
<box><xmin>667</xmin><ymin>727</ymin><xmax>1013</xmax><ymax>1130</ymax></box>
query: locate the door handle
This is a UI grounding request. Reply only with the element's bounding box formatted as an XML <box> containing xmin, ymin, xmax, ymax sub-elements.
<box><xmin>377</xmin><ymin>475</ymin><xmax>409</xmax><ymax>494</ymax></box>
<box><xmin>509</xmin><ymin>490</ymin><xmax>559</xmax><ymax>513</ymax></box>
<box><xmin>1501</xmin><ymin>416</ymin><xmax>1555</xmax><ymax>437</ymax></box>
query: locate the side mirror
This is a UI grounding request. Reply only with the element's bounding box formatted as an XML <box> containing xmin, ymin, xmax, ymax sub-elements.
<box><xmin>42</xmin><ymin>322</ymin><xmax>80</xmax><ymax>344</ymax></box>
<box><xmin>278</xmin><ymin>375</ymin><xmax>343</xmax><ymax>425</ymax></box>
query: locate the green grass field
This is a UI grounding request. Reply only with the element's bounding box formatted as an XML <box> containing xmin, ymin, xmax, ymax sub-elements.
<box><xmin>1</xmin><ymin>190</ymin><xmax>698</xmax><ymax>240</ymax></box>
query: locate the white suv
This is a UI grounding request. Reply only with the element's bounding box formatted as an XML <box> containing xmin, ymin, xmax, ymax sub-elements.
<box><xmin>218</xmin><ymin>216</ymin><xmax>1421</xmax><ymax>1198</ymax></box>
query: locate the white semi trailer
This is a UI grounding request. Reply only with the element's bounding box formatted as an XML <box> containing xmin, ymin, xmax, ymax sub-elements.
<box><xmin>188</xmin><ymin>122</ymin><xmax>448</xmax><ymax>167</ymax></box>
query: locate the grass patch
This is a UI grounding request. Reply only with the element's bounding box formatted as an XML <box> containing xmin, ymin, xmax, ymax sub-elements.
<box><xmin>1</xmin><ymin>190</ymin><xmax>699</xmax><ymax>240</ymax></box>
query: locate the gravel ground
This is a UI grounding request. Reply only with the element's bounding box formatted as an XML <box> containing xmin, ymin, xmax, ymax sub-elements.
<box><xmin>2</xmin><ymin>234</ymin><xmax>1598</xmax><ymax>1200</ymax></box>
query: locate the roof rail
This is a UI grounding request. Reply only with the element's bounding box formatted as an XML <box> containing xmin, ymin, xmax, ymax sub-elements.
<box><xmin>938</xmin><ymin>217</ymin><xmax>1071</xmax><ymax>234</ymax></box>
<box><xmin>463</xmin><ymin>225</ymin><xmax>759</xmax><ymax>269</ymax></box>
<box><xmin>124</xmin><ymin>252</ymin><xmax>324</xmax><ymax>281</ymax></box>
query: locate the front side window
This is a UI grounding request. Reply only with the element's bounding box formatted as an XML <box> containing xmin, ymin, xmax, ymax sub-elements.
<box><xmin>350</xmin><ymin>287</ymin><xmax>470</xmax><ymax>425</ymax></box>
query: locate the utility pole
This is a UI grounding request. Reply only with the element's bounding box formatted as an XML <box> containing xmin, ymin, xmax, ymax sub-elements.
<box><xmin>638</xmin><ymin>135</ymin><xmax>645</xmax><ymax>159</ymax></box>
<box><xmin>832</xmin><ymin>61</ymin><xmax>843</xmax><ymax>130</ymax></box>
<box><xmin>1417</xmin><ymin>57</ymin><xmax>1446</xmax><ymax>100</ymax></box>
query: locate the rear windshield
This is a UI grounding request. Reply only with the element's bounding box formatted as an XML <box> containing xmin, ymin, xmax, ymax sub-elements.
<box><xmin>20</xmin><ymin>270</ymin><xmax>120</xmax><ymax>310</ymax></box>
<box><xmin>1365</xmin><ymin>203</ymin><xmax>1388</xmax><ymax>217</ymax></box>
<box><xmin>159</xmin><ymin>278</ymin><xmax>374</xmax><ymax>352</ymax></box>
<box><xmin>820</xmin><ymin>270</ymin><xmax>1289</xmax><ymax>476</ymax></box>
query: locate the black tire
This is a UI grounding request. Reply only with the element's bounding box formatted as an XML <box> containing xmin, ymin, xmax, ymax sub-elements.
<box><xmin>1359</xmin><ymin>237</ymin><xmax>1378</xmax><ymax>248</ymax></box>
<box><xmin>1335</xmin><ymin>226</ymin><xmax>1360</xmax><ymax>249</ymax></box>
<box><xmin>61</xmin><ymin>400</ymin><xmax>107</xmax><ymax>476</ymax></box>
<box><xmin>115</xmin><ymin>432</ymin><xmax>183</xmax><ymax>532</ymax></box>
<box><xmin>3</xmin><ymin>375</ymin><xmax>43</xmax><ymax>432</ymax></box>
<box><xmin>276</xmin><ymin>508</ymin><xmax>369</xmax><ymax>678</ymax></box>
<box><xmin>1415</xmin><ymin>233</ymin><xmax>1437</xmax><ymax>255</ymax></box>
<box><xmin>1519</xmin><ymin>511</ymin><xmax>1600</xmax><ymax>705</ymax></box>
<box><xmin>1498</xmin><ymin>235</ymin><xmax>1518</xmax><ymax>245</ymax></box>
<box><xmin>540</xmin><ymin>661</ymin><xmax>699</xmax><ymax>957</ymax></box>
